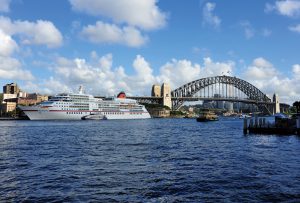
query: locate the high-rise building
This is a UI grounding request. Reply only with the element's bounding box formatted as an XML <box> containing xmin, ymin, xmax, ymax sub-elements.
<box><xmin>214</xmin><ymin>94</ymin><xmax>224</xmax><ymax>109</ymax></box>
<box><xmin>225</xmin><ymin>102</ymin><xmax>234</xmax><ymax>113</ymax></box>
<box><xmin>3</xmin><ymin>83</ymin><xmax>20</xmax><ymax>94</ymax></box>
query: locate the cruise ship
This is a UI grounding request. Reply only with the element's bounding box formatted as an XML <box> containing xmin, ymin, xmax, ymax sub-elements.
<box><xmin>19</xmin><ymin>87</ymin><xmax>151</xmax><ymax>120</ymax></box>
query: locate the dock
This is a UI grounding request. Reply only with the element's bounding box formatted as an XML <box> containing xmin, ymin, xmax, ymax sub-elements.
<box><xmin>243</xmin><ymin>116</ymin><xmax>300</xmax><ymax>135</ymax></box>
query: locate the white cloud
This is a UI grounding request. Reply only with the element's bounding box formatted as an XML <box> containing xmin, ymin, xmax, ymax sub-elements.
<box><xmin>293</xmin><ymin>64</ymin><xmax>300</xmax><ymax>73</ymax></box>
<box><xmin>20</xmin><ymin>53</ymin><xmax>300</xmax><ymax>104</ymax></box>
<box><xmin>0</xmin><ymin>16</ymin><xmax>63</xmax><ymax>48</ymax></box>
<box><xmin>0</xmin><ymin>56</ymin><xmax>34</xmax><ymax>80</ymax></box>
<box><xmin>240</xmin><ymin>21</ymin><xmax>255</xmax><ymax>39</ymax></box>
<box><xmin>289</xmin><ymin>24</ymin><xmax>300</xmax><ymax>32</ymax></box>
<box><xmin>202</xmin><ymin>2</ymin><xmax>221</xmax><ymax>29</ymax></box>
<box><xmin>262</xmin><ymin>28</ymin><xmax>272</xmax><ymax>37</ymax></box>
<box><xmin>23</xmin><ymin>78</ymin><xmax>71</xmax><ymax>95</ymax></box>
<box><xmin>292</xmin><ymin>64</ymin><xmax>300</xmax><ymax>78</ymax></box>
<box><xmin>28</xmin><ymin>54</ymin><xmax>236</xmax><ymax>97</ymax></box>
<box><xmin>0</xmin><ymin>24</ymin><xmax>34</xmax><ymax>81</ymax></box>
<box><xmin>0</xmin><ymin>0</ymin><xmax>11</xmax><ymax>13</ymax></box>
<box><xmin>157</xmin><ymin>57</ymin><xmax>234</xmax><ymax>90</ymax></box>
<box><xmin>132</xmin><ymin>55</ymin><xmax>154</xmax><ymax>82</ymax></box>
<box><xmin>81</xmin><ymin>21</ymin><xmax>148</xmax><ymax>47</ymax></box>
<box><xmin>241</xmin><ymin>58</ymin><xmax>300</xmax><ymax>103</ymax></box>
<box><xmin>52</xmin><ymin>54</ymin><xmax>131</xmax><ymax>95</ymax></box>
<box><xmin>16</xmin><ymin>20</ymin><xmax>63</xmax><ymax>48</ymax></box>
<box><xmin>265</xmin><ymin>0</ymin><xmax>300</xmax><ymax>17</ymax></box>
<box><xmin>244</xmin><ymin>57</ymin><xmax>278</xmax><ymax>80</ymax></box>
<box><xmin>157</xmin><ymin>59</ymin><xmax>201</xmax><ymax>89</ymax></box>
<box><xmin>69</xmin><ymin>0</ymin><xmax>167</xmax><ymax>30</ymax></box>
<box><xmin>99</xmin><ymin>53</ymin><xmax>113</xmax><ymax>71</ymax></box>
<box><xmin>202</xmin><ymin>57</ymin><xmax>234</xmax><ymax>76</ymax></box>
<box><xmin>0</xmin><ymin>29</ymin><xmax>18</xmax><ymax>56</ymax></box>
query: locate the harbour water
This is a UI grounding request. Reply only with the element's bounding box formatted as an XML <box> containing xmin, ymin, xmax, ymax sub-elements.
<box><xmin>0</xmin><ymin>118</ymin><xmax>300</xmax><ymax>202</ymax></box>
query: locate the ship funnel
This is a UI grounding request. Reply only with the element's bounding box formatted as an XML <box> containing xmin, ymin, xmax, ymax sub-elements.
<box><xmin>117</xmin><ymin>91</ymin><xmax>126</xmax><ymax>99</ymax></box>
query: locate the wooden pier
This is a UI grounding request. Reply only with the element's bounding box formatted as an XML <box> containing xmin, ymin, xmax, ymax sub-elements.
<box><xmin>243</xmin><ymin>116</ymin><xmax>300</xmax><ymax>135</ymax></box>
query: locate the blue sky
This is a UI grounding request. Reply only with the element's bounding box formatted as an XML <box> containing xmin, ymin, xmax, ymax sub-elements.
<box><xmin>1</xmin><ymin>0</ymin><xmax>300</xmax><ymax>103</ymax></box>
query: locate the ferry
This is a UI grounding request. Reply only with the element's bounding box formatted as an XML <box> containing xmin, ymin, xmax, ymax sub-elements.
<box><xmin>196</xmin><ymin>109</ymin><xmax>219</xmax><ymax>122</ymax></box>
<box><xmin>19</xmin><ymin>87</ymin><xmax>151</xmax><ymax>120</ymax></box>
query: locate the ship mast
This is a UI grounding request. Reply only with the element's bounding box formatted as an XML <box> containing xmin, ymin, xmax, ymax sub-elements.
<box><xmin>78</xmin><ymin>85</ymin><xmax>84</xmax><ymax>94</ymax></box>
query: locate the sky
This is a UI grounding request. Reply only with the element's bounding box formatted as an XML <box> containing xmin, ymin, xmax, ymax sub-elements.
<box><xmin>1</xmin><ymin>0</ymin><xmax>300</xmax><ymax>104</ymax></box>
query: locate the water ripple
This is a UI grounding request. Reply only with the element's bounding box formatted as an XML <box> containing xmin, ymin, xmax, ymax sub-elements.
<box><xmin>0</xmin><ymin>118</ymin><xmax>300</xmax><ymax>202</ymax></box>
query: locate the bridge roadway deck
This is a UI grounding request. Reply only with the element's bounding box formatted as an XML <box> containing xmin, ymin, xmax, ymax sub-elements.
<box><xmin>172</xmin><ymin>97</ymin><xmax>274</xmax><ymax>104</ymax></box>
<box><xmin>95</xmin><ymin>96</ymin><xmax>274</xmax><ymax>105</ymax></box>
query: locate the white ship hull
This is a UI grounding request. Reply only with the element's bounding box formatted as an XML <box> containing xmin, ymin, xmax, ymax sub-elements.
<box><xmin>20</xmin><ymin>107</ymin><xmax>151</xmax><ymax>120</ymax></box>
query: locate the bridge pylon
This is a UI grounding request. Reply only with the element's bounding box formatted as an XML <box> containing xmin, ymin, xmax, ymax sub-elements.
<box><xmin>273</xmin><ymin>93</ymin><xmax>280</xmax><ymax>114</ymax></box>
<box><xmin>161</xmin><ymin>83</ymin><xmax>172</xmax><ymax>109</ymax></box>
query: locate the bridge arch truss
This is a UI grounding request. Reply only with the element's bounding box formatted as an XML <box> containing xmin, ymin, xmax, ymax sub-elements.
<box><xmin>171</xmin><ymin>75</ymin><xmax>273</xmax><ymax>113</ymax></box>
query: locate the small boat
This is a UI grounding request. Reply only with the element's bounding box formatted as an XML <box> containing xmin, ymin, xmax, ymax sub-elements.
<box><xmin>238</xmin><ymin>114</ymin><xmax>251</xmax><ymax>119</ymax></box>
<box><xmin>196</xmin><ymin>109</ymin><xmax>219</xmax><ymax>122</ymax></box>
<box><xmin>81</xmin><ymin>113</ymin><xmax>107</xmax><ymax>120</ymax></box>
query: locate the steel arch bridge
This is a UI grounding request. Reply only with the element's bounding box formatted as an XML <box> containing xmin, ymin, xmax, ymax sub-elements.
<box><xmin>171</xmin><ymin>75</ymin><xmax>274</xmax><ymax>113</ymax></box>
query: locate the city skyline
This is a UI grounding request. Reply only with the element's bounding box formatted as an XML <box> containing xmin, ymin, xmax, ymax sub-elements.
<box><xmin>1</xmin><ymin>0</ymin><xmax>300</xmax><ymax>104</ymax></box>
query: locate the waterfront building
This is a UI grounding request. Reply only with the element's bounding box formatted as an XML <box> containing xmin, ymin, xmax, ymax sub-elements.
<box><xmin>18</xmin><ymin>92</ymin><xmax>27</xmax><ymax>98</ymax></box>
<box><xmin>225</xmin><ymin>102</ymin><xmax>234</xmax><ymax>113</ymax></box>
<box><xmin>3</xmin><ymin>93</ymin><xmax>18</xmax><ymax>101</ymax></box>
<box><xmin>1</xmin><ymin>102</ymin><xmax>17</xmax><ymax>113</ymax></box>
<box><xmin>215</xmin><ymin>94</ymin><xmax>224</xmax><ymax>109</ymax></box>
<box><xmin>148</xmin><ymin>107</ymin><xmax>170</xmax><ymax>118</ymax></box>
<box><xmin>203</xmin><ymin>100</ymin><xmax>214</xmax><ymax>109</ymax></box>
<box><xmin>27</xmin><ymin>93</ymin><xmax>49</xmax><ymax>103</ymax></box>
<box><xmin>1</xmin><ymin>83</ymin><xmax>49</xmax><ymax>114</ymax></box>
<box><xmin>3</xmin><ymin>83</ymin><xmax>20</xmax><ymax>94</ymax></box>
<box><xmin>280</xmin><ymin>103</ymin><xmax>290</xmax><ymax>113</ymax></box>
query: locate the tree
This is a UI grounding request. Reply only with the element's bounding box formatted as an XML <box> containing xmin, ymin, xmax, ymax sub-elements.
<box><xmin>293</xmin><ymin>101</ymin><xmax>300</xmax><ymax>113</ymax></box>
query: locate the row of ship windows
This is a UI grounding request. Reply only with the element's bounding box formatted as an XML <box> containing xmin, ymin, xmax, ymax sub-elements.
<box><xmin>59</xmin><ymin>107</ymin><xmax>142</xmax><ymax>110</ymax></box>
<box><xmin>65</xmin><ymin>112</ymin><xmax>143</xmax><ymax>115</ymax></box>
<box><xmin>60</xmin><ymin>108</ymin><xmax>89</xmax><ymax>110</ymax></box>
<box><xmin>102</xmin><ymin>112</ymin><xmax>143</xmax><ymax>115</ymax></box>
<box><xmin>54</xmin><ymin>103</ymin><xmax>141</xmax><ymax>108</ymax></box>
<box><xmin>103</xmin><ymin>112</ymin><xmax>124</xmax><ymax>115</ymax></box>
<box><xmin>67</xmin><ymin>112</ymin><xmax>84</xmax><ymax>114</ymax></box>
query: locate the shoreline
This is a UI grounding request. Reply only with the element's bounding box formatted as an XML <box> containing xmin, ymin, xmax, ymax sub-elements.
<box><xmin>0</xmin><ymin>117</ymin><xmax>28</xmax><ymax>120</ymax></box>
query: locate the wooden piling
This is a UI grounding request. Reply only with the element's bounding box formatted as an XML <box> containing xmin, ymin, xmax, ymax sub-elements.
<box><xmin>243</xmin><ymin>118</ymin><xmax>248</xmax><ymax>134</ymax></box>
<box><xmin>297</xmin><ymin>118</ymin><xmax>300</xmax><ymax>135</ymax></box>
<box><xmin>258</xmin><ymin>118</ymin><xmax>261</xmax><ymax>127</ymax></box>
<box><xmin>255</xmin><ymin>116</ymin><xmax>258</xmax><ymax>127</ymax></box>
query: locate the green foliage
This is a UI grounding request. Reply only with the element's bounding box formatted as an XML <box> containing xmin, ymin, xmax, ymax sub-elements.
<box><xmin>0</xmin><ymin>93</ymin><xmax>3</xmax><ymax>102</ymax></box>
<box><xmin>293</xmin><ymin>101</ymin><xmax>300</xmax><ymax>113</ymax></box>
<box><xmin>289</xmin><ymin>106</ymin><xmax>297</xmax><ymax>114</ymax></box>
<box><xmin>143</xmin><ymin>103</ymin><xmax>170</xmax><ymax>110</ymax></box>
<box><xmin>170</xmin><ymin>110</ymin><xmax>185</xmax><ymax>116</ymax></box>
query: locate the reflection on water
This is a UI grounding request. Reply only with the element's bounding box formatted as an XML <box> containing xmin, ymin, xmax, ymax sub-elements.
<box><xmin>0</xmin><ymin>118</ymin><xmax>300</xmax><ymax>202</ymax></box>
